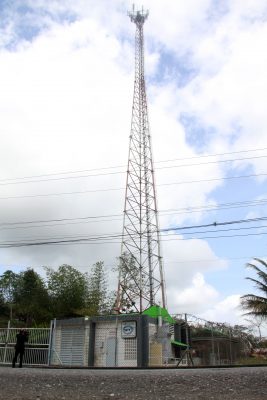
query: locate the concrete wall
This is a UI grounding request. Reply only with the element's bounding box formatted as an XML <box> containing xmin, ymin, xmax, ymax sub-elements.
<box><xmin>94</xmin><ymin>320</ymin><xmax>137</xmax><ymax>367</ymax></box>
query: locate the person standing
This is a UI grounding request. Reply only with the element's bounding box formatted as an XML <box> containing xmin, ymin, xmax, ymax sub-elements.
<box><xmin>12</xmin><ymin>330</ymin><xmax>28</xmax><ymax>368</ymax></box>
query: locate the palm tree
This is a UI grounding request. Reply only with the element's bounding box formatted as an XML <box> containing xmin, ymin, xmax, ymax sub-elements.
<box><xmin>241</xmin><ymin>258</ymin><xmax>267</xmax><ymax>318</ymax></box>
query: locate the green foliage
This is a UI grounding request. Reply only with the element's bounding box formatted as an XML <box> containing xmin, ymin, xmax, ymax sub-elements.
<box><xmin>13</xmin><ymin>269</ymin><xmax>51</xmax><ymax>324</ymax></box>
<box><xmin>84</xmin><ymin>261</ymin><xmax>111</xmax><ymax>316</ymax></box>
<box><xmin>0</xmin><ymin>270</ymin><xmax>18</xmax><ymax>303</ymax></box>
<box><xmin>191</xmin><ymin>326</ymin><xmax>213</xmax><ymax>337</ymax></box>
<box><xmin>0</xmin><ymin>291</ymin><xmax>8</xmax><ymax>316</ymax></box>
<box><xmin>0</xmin><ymin>270</ymin><xmax>19</xmax><ymax>320</ymax></box>
<box><xmin>46</xmin><ymin>264</ymin><xmax>87</xmax><ymax>318</ymax></box>
<box><xmin>259</xmin><ymin>339</ymin><xmax>267</xmax><ymax>348</ymax></box>
<box><xmin>190</xmin><ymin>324</ymin><xmax>231</xmax><ymax>338</ymax></box>
<box><xmin>0</xmin><ymin>261</ymin><xmax>113</xmax><ymax>323</ymax></box>
<box><xmin>241</xmin><ymin>258</ymin><xmax>267</xmax><ymax>319</ymax></box>
<box><xmin>190</xmin><ymin>322</ymin><xmax>258</xmax><ymax>347</ymax></box>
<box><xmin>114</xmin><ymin>252</ymin><xmax>141</xmax><ymax>311</ymax></box>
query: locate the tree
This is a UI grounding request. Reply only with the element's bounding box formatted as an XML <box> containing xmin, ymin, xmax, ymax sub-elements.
<box><xmin>245</xmin><ymin>316</ymin><xmax>266</xmax><ymax>343</ymax></box>
<box><xmin>85</xmin><ymin>261</ymin><xmax>111</xmax><ymax>316</ymax></box>
<box><xmin>0</xmin><ymin>270</ymin><xmax>18</xmax><ymax>303</ymax></box>
<box><xmin>241</xmin><ymin>258</ymin><xmax>267</xmax><ymax>319</ymax></box>
<box><xmin>46</xmin><ymin>264</ymin><xmax>88</xmax><ymax>318</ymax></box>
<box><xmin>13</xmin><ymin>269</ymin><xmax>51</xmax><ymax>324</ymax></box>
<box><xmin>114</xmin><ymin>252</ymin><xmax>143</xmax><ymax>312</ymax></box>
<box><xmin>0</xmin><ymin>291</ymin><xmax>8</xmax><ymax>318</ymax></box>
<box><xmin>0</xmin><ymin>270</ymin><xmax>19</xmax><ymax>319</ymax></box>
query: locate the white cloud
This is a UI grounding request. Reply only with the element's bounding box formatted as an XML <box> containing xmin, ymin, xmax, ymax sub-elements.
<box><xmin>163</xmin><ymin>236</ymin><xmax>227</xmax><ymax>283</ymax></box>
<box><xmin>162</xmin><ymin>236</ymin><xmax>228</xmax><ymax>315</ymax></box>
<box><xmin>199</xmin><ymin>294</ymin><xmax>243</xmax><ymax>325</ymax></box>
<box><xmin>168</xmin><ymin>272</ymin><xmax>219</xmax><ymax>314</ymax></box>
<box><xmin>0</xmin><ymin>13</ymin><xmax>130</xmax><ymax>269</ymax></box>
<box><xmin>178</xmin><ymin>3</ymin><xmax>267</xmax><ymax>172</ymax></box>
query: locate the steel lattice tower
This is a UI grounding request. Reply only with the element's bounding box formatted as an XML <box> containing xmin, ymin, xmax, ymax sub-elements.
<box><xmin>115</xmin><ymin>6</ymin><xmax>166</xmax><ymax>313</ymax></box>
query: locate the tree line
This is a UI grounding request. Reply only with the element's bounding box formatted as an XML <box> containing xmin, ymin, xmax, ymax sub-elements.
<box><xmin>0</xmin><ymin>256</ymin><xmax>266</xmax><ymax>329</ymax></box>
<box><xmin>0</xmin><ymin>262</ymin><xmax>113</xmax><ymax>326</ymax></box>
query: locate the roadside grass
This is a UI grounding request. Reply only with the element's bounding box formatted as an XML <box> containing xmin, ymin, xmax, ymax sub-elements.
<box><xmin>237</xmin><ymin>357</ymin><xmax>267</xmax><ymax>365</ymax></box>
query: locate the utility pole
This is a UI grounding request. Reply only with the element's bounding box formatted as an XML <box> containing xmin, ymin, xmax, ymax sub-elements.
<box><xmin>115</xmin><ymin>6</ymin><xmax>166</xmax><ymax>313</ymax></box>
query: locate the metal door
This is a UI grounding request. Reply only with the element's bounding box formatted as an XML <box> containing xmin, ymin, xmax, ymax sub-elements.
<box><xmin>106</xmin><ymin>337</ymin><xmax>116</xmax><ymax>367</ymax></box>
<box><xmin>60</xmin><ymin>327</ymin><xmax>85</xmax><ymax>366</ymax></box>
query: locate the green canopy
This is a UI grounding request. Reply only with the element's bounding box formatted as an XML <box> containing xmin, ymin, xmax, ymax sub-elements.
<box><xmin>142</xmin><ymin>305</ymin><xmax>175</xmax><ymax>323</ymax></box>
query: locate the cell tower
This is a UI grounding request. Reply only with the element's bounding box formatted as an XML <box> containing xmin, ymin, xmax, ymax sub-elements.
<box><xmin>115</xmin><ymin>6</ymin><xmax>166</xmax><ymax>313</ymax></box>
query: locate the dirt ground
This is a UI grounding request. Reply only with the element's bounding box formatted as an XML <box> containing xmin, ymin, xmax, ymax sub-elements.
<box><xmin>0</xmin><ymin>366</ymin><xmax>266</xmax><ymax>400</ymax></box>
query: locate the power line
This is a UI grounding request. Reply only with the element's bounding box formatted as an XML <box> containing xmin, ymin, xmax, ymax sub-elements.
<box><xmin>164</xmin><ymin>223</ymin><xmax>267</xmax><ymax>236</ymax></box>
<box><xmin>0</xmin><ymin>233</ymin><xmax>121</xmax><ymax>244</ymax></box>
<box><xmin>165</xmin><ymin>255</ymin><xmax>267</xmax><ymax>264</ymax></box>
<box><xmin>1</xmin><ymin>216</ymin><xmax>267</xmax><ymax>248</ymax></box>
<box><xmin>155</xmin><ymin>147</ymin><xmax>267</xmax><ymax>164</ymax></box>
<box><xmin>160</xmin><ymin>198</ymin><xmax>267</xmax><ymax>216</ymax></box>
<box><xmin>0</xmin><ymin>217</ymin><xmax>123</xmax><ymax>232</ymax></box>
<box><xmin>0</xmin><ymin>199</ymin><xmax>266</xmax><ymax>231</ymax></box>
<box><xmin>161</xmin><ymin>201</ymin><xmax>267</xmax><ymax>217</ymax></box>
<box><xmin>0</xmin><ymin>186</ymin><xmax>123</xmax><ymax>201</ymax></box>
<box><xmin>1</xmin><ymin>230</ymin><xmax>267</xmax><ymax>248</ymax></box>
<box><xmin>1</xmin><ymin>255</ymin><xmax>266</xmax><ymax>270</ymax></box>
<box><xmin>0</xmin><ymin>213</ymin><xmax>121</xmax><ymax>227</ymax></box>
<box><xmin>3</xmin><ymin>222</ymin><xmax>267</xmax><ymax>245</ymax></box>
<box><xmin>159</xmin><ymin>172</ymin><xmax>267</xmax><ymax>187</ymax></box>
<box><xmin>161</xmin><ymin>216</ymin><xmax>267</xmax><ymax>231</ymax></box>
<box><xmin>1</xmin><ymin>146</ymin><xmax>266</xmax><ymax>185</ymax></box>
<box><xmin>0</xmin><ymin>154</ymin><xmax>267</xmax><ymax>186</ymax></box>
<box><xmin>161</xmin><ymin>231</ymin><xmax>267</xmax><ymax>242</ymax></box>
<box><xmin>1</xmin><ymin>171</ymin><xmax>267</xmax><ymax>201</ymax></box>
<box><xmin>0</xmin><ymin>170</ymin><xmax>125</xmax><ymax>186</ymax></box>
<box><xmin>0</xmin><ymin>199</ymin><xmax>267</xmax><ymax>238</ymax></box>
<box><xmin>156</xmin><ymin>154</ymin><xmax>267</xmax><ymax>171</ymax></box>
<box><xmin>0</xmin><ymin>164</ymin><xmax>125</xmax><ymax>183</ymax></box>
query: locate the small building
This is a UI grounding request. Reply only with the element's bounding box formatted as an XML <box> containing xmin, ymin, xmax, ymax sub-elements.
<box><xmin>50</xmin><ymin>306</ymin><xmax>187</xmax><ymax>368</ymax></box>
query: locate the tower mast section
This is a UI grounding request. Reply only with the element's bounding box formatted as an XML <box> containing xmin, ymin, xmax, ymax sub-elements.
<box><xmin>115</xmin><ymin>6</ymin><xmax>166</xmax><ymax>313</ymax></box>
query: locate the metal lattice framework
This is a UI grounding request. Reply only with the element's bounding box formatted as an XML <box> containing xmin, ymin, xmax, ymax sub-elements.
<box><xmin>115</xmin><ymin>7</ymin><xmax>166</xmax><ymax>313</ymax></box>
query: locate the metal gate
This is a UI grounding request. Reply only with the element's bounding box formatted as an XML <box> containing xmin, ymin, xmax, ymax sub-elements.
<box><xmin>0</xmin><ymin>326</ymin><xmax>52</xmax><ymax>366</ymax></box>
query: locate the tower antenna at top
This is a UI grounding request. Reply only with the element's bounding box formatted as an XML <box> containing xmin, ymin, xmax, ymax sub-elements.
<box><xmin>127</xmin><ymin>4</ymin><xmax>149</xmax><ymax>25</ymax></box>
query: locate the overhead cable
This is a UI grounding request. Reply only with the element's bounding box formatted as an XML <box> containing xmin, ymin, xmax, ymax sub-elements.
<box><xmin>1</xmin><ymin>171</ymin><xmax>267</xmax><ymax>201</ymax></box>
<box><xmin>0</xmin><ymin>146</ymin><xmax>266</xmax><ymax>185</ymax></box>
<box><xmin>1</xmin><ymin>216</ymin><xmax>267</xmax><ymax>248</ymax></box>
<box><xmin>0</xmin><ymin>154</ymin><xmax>267</xmax><ymax>186</ymax></box>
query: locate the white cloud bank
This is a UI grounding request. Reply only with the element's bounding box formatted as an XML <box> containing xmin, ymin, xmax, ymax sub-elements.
<box><xmin>200</xmin><ymin>294</ymin><xmax>243</xmax><ymax>325</ymax></box>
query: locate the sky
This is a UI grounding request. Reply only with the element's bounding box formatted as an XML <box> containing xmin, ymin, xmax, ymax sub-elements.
<box><xmin>0</xmin><ymin>0</ymin><xmax>267</xmax><ymax>331</ymax></box>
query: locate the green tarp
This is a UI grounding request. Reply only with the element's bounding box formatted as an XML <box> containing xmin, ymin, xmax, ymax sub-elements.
<box><xmin>142</xmin><ymin>305</ymin><xmax>175</xmax><ymax>323</ymax></box>
<box><xmin>171</xmin><ymin>340</ymin><xmax>187</xmax><ymax>348</ymax></box>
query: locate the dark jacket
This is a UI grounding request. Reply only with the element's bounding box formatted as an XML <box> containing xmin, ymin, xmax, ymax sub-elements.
<box><xmin>15</xmin><ymin>332</ymin><xmax>28</xmax><ymax>350</ymax></box>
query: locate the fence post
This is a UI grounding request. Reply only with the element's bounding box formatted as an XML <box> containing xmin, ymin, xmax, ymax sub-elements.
<box><xmin>229</xmin><ymin>327</ymin><xmax>233</xmax><ymax>364</ymax></box>
<box><xmin>184</xmin><ymin>314</ymin><xmax>193</xmax><ymax>366</ymax></box>
<box><xmin>47</xmin><ymin>319</ymin><xmax>55</xmax><ymax>366</ymax></box>
<box><xmin>3</xmin><ymin>320</ymin><xmax>11</xmax><ymax>364</ymax></box>
<box><xmin>210</xmin><ymin>323</ymin><xmax>216</xmax><ymax>365</ymax></box>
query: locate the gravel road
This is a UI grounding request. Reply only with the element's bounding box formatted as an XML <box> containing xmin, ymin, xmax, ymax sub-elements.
<box><xmin>0</xmin><ymin>366</ymin><xmax>266</xmax><ymax>400</ymax></box>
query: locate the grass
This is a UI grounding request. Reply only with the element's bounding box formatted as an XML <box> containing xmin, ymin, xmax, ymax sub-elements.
<box><xmin>237</xmin><ymin>357</ymin><xmax>267</xmax><ymax>365</ymax></box>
